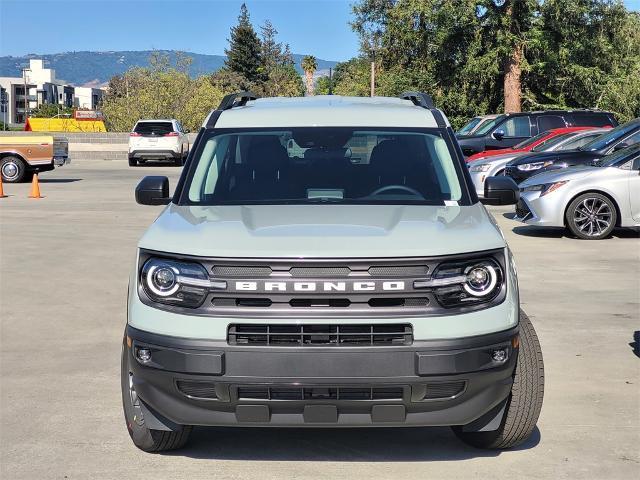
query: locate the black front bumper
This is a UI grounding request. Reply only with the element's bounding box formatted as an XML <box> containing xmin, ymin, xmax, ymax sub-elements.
<box><xmin>125</xmin><ymin>325</ymin><xmax>518</xmax><ymax>428</ymax></box>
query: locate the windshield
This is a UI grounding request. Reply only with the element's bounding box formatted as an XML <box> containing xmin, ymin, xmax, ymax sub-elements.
<box><xmin>458</xmin><ymin>117</ymin><xmax>481</xmax><ymax>135</ymax></box>
<box><xmin>182</xmin><ymin>128</ymin><xmax>465</xmax><ymax>206</ymax></box>
<box><xmin>598</xmin><ymin>144</ymin><xmax>640</xmax><ymax>167</ymax></box>
<box><xmin>530</xmin><ymin>132</ymin><xmax>574</xmax><ymax>152</ymax></box>
<box><xmin>474</xmin><ymin>115</ymin><xmax>506</xmax><ymax>136</ymax></box>
<box><xmin>513</xmin><ymin>131</ymin><xmax>554</xmax><ymax>150</ymax></box>
<box><xmin>580</xmin><ymin>121</ymin><xmax>639</xmax><ymax>152</ymax></box>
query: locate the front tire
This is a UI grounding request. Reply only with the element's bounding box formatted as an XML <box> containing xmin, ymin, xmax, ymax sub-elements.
<box><xmin>1</xmin><ymin>156</ymin><xmax>27</xmax><ymax>183</ymax></box>
<box><xmin>453</xmin><ymin>310</ymin><xmax>544</xmax><ymax>449</ymax></box>
<box><xmin>565</xmin><ymin>193</ymin><xmax>616</xmax><ymax>240</ymax></box>
<box><xmin>128</xmin><ymin>157</ymin><xmax>138</xmax><ymax>167</ymax></box>
<box><xmin>121</xmin><ymin>338</ymin><xmax>192</xmax><ymax>452</ymax></box>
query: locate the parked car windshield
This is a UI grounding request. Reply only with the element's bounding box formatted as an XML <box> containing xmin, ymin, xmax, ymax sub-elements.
<box><xmin>579</xmin><ymin>121</ymin><xmax>640</xmax><ymax>152</ymax></box>
<box><xmin>530</xmin><ymin>132</ymin><xmax>576</xmax><ymax>152</ymax></box>
<box><xmin>458</xmin><ymin>117</ymin><xmax>482</xmax><ymax>135</ymax></box>
<box><xmin>473</xmin><ymin>115</ymin><xmax>506</xmax><ymax>135</ymax></box>
<box><xmin>134</xmin><ymin>121</ymin><xmax>174</xmax><ymax>136</ymax></box>
<box><xmin>184</xmin><ymin>128</ymin><xmax>465</xmax><ymax>206</ymax></box>
<box><xmin>513</xmin><ymin>131</ymin><xmax>554</xmax><ymax>150</ymax></box>
<box><xmin>598</xmin><ymin>144</ymin><xmax>640</xmax><ymax>167</ymax></box>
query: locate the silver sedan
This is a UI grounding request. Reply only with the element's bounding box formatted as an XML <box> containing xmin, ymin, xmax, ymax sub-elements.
<box><xmin>468</xmin><ymin>128</ymin><xmax>608</xmax><ymax>198</ymax></box>
<box><xmin>515</xmin><ymin>144</ymin><xmax>640</xmax><ymax>239</ymax></box>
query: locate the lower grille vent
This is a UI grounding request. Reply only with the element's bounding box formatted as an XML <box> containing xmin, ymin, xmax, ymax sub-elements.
<box><xmin>176</xmin><ymin>381</ymin><xmax>218</xmax><ymax>399</ymax></box>
<box><xmin>515</xmin><ymin>199</ymin><xmax>532</xmax><ymax>219</ymax></box>
<box><xmin>237</xmin><ymin>385</ymin><xmax>405</xmax><ymax>401</ymax></box>
<box><xmin>423</xmin><ymin>381</ymin><xmax>466</xmax><ymax>400</ymax></box>
<box><xmin>228</xmin><ymin>324</ymin><xmax>413</xmax><ymax>346</ymax></box>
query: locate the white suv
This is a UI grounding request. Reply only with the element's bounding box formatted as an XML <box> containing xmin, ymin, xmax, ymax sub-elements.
<box><xmin>128</xmin><ymin>119</ymin><xmax>189</xmax><ymax>166</ymax></box>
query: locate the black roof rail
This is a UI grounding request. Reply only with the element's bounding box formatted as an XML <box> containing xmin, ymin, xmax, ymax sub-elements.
<box><xmin>206</xmin><ymin>91</ymin><xmax>258</xmax><ymax>128</ymax></box>
<box><xmin>400</xmin><ymin>91</ymin><xmax>435</xmax><ymax>109</ymax></box>
<box><xmin>217</xmin><ymin>91</ymin><xmax>258</xmax><ymax>110</ymax></box>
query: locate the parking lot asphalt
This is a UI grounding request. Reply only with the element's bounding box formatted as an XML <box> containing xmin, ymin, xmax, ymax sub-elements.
<box><xmin>0</xmin><ymin>159</ymin><xmax>638</xmax><ymax>480</ymax></box>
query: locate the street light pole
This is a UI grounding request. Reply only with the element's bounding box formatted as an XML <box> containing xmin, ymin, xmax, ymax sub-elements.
<box><xmin>22</xmin><ymin>67</ymin><xmax>31</xmax><ymax>124</ymax></box>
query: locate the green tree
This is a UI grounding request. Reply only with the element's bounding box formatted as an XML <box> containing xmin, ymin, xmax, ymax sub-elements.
<box><xmin>259</xmin><ymin>19</ymin><xmax>283</xmax><ymax>78</ymax></box>
<box><xmin>225</xmin><ymin>3</ymin><xmax>262</xmax><ymax>82</ymax></box>
<box><xmin>301</xmin><ymin>55</ymin><xmax>318</xmax><ymax>96</ymax></box>
<box><xmin>29</xmin><ymin>103</ymin><xmax>74</xmax><ymax>118</ymax></box>
<box><xmin>349</xmin><ymin>0</ymin><xmax>640</xmax><ymax>126</ymax></box>
<box><xmin>101</xmin><ymin>52</ymin><xmax>222</xmax><ymax>131</ymax></box>
<box><xmin>259</xmin><ymin>64</ymin><xmax>305</xmax><ymax>97</ymax></box>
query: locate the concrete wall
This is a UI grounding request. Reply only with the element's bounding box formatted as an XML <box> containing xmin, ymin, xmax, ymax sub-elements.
<box><xmin>0</xmin><ymin>131</ymin><xmax>198</xmax><ymax>160</ymax></box>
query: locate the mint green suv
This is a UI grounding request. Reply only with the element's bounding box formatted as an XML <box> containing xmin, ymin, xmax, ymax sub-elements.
<box><xmin>122</xmin><ymin>92</ymin><xmax>544</xmax><ymax>452</ymax></box>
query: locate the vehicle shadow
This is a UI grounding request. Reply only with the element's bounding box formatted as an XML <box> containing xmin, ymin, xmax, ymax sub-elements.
<box><xmin>135</xmin><ymin>161</ymin><xmax>183</xmax><ymax>168</ymax></box>
<box><xmin>169</xmin><ymin>425</ymin><xmax>541</xmax><ymax>461</ymax></box>
<box><xmin>631</xmin><ymin>331</ymin><xmax>640</xmax><ymax>359</ymax></box>
<box><xmin>503</xmin><ymin>212</ymin><xmax>640</xmax><ymax>239</ymax></box>
<box><xmin>511</xmin><ymin>225</ymin><xmax>639</xmax><ymax>239</ymax></box>
<box><xmin>38</xmin><ymin>178</ymin><xmax>82</xmax><ymax>183</ymax></box>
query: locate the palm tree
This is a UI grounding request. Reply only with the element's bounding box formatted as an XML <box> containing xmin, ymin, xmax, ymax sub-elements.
<box><xmin>301</xmin><ymin>55</ymin><xmax>317</xmax><ymax>96</ymax></box>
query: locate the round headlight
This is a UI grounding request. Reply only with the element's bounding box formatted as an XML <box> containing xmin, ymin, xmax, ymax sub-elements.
<box><xmin>146</xmin><ymin>264</ymin><xmax>180</xmax><ymax>296</ymax></box>
<box><xmin>463</xmin><ymin>263</ymin><xmax>498</xmax><ymax>297</ymax></box>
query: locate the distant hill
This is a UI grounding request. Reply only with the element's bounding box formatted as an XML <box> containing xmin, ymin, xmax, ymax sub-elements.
<box><xmin>0</xmin><ymin>50</ymin><xmax>338</xmax><ymax>87</ymax></box>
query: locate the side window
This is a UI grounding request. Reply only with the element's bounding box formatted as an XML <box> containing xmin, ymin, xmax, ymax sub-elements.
<box><xmin>571</xmin><ymin>114</ymin><xmax>613</xmax><ymax>127</ymax></box>
<box><xmin>499</xmin><ymin>117</ymin><xmax>531</xmax><ymax>138</ymax></box>
<box><xmin>633</xmin><ymin>155</ymin><xmax>640</xmax><ymax>170</ymax></box>
<box><xmin>537</xmin><ymin>115</ymin><xmax>566</xmax><ymax>132</ymax></box>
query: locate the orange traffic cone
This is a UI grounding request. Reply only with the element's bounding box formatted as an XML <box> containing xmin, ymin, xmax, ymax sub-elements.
<box><xmin>0</xmin><ymin>174</ymin><xmax>7</xmax><ymax>198</ymax></box>
<box><xmin>28</xmin><ymin>173</ymin><xmax>42</xmax><ymax>199</ymax></box>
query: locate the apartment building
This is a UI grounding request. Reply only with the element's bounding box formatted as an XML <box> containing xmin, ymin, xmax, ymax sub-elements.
<box><xmin>0</xmin><ymin>59</ymin><xmax>104</xmax><ymax>126</ymax></box>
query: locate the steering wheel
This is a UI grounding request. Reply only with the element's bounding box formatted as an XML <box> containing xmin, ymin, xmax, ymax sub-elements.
<box><xmin>369</xmin><ymin>185</ymin><xmax>424</xmax><ymax>198</ymax></box>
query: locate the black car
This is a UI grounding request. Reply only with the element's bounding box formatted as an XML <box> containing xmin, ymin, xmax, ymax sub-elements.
<box><xmin>457</xmin><ymin>110</ymin><xmax>618</xmax><ymax>157</ymax></box>
<box><xmin>505</xmin><ymin>118</ymin><xmax>640</xmax><ymax>183</ymax></box>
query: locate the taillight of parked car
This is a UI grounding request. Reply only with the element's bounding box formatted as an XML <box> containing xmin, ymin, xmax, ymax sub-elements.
<box><xmin>164</xmin><ymin>132</ymin><xmax>179</xmax><ymax>137</ymax></box>
<box><xmin>130</xmin><ymin>132</ymin><xmax>141</xmax><ymax>137</ymax></box>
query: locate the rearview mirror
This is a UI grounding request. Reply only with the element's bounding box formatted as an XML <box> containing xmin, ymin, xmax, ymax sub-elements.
<box><xmin>613</xmin><ymin>142</ymin><xmax>629</xmax><ymax>152</ymax></box>
<box><xmin>135</xmin><ymin>176</ymin><xmax>171</xmax><ymax>205</ymax></box>
<box><xmin>483</xmin><ymin>176</ymin><xmax>520</xmax><ymax>205</ymax></box>
<box><xmin>492</xmin><ymin>129</ymin><xmax>505</xmax><ymax>141</ymax></box>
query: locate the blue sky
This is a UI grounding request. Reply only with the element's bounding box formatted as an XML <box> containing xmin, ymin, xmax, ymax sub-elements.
<box><xmin>0</xmin><ymin>0</ymin><xmax>361</xmax><ymax>61</ymax></box>
<box><xmin>1</xmin><ymin>0</ymin><xmax>639</xmax><ymax>61</ymax></box>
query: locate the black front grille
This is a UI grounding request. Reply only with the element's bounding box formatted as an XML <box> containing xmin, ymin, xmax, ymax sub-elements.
<box><xmin>423</xmin><ymin>381</ymin><xmax>466</xmax><ymax>400</ymax></box>
<box><xmin>504</xmin><ymin>166</ymin><xmax>515</xmax><ymax>177</ymax></box>
<box><xmin>237</xmin><ymin>385</ymin><xmax>405</xmax><ymax>401</ymax></box>
<box><xmin>515</xmin><ymin>199</ymin><xmax>532</xmax><ymax>219</ymax></box>
<box><xmin>176</xmin><ymin>381</ymin><xmax>218</xmax><ymax>399</ymax></box>
<box><xmin>228</xmin><ymin>323</ymin><xmax>413</xmax><ymax>346</ymax></box>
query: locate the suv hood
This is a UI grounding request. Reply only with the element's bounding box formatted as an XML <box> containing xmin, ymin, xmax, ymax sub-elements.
<box><xmin>138</xmin><ymin>203</ymin><xmax>506</xmax><ymax>258</ymax></box>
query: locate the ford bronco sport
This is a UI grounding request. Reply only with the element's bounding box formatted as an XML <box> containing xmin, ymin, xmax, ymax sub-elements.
<box><xmin>123</xmin><ymin>92</ymin><xmax>544</xmax><ymax>452</ymax></box>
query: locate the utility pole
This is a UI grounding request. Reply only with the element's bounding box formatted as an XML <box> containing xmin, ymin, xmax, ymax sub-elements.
<box><xmin>369</xmin><ymin>33</ymin><xmax>380</xmax><ymax>97</ymax></box>
<box><xmin>22</xmin><ymin>67</ymin><xmax>31</xmax><ymax>124</ymax></box>
<box><xmin>370</xmin><ymin>59</ymin><xmax>375</xmax><ymax>97</ymax></box>
<box><xmin>328</xmin><ymin>68</ymin><xmax>333</xmax><ymax>95</ymax></box>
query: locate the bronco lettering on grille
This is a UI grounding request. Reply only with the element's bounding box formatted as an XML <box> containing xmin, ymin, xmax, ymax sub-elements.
<box><xmin>234</xmin><ymin>281</ymin><xmax>406</xmax><ymax>292</ymax></box>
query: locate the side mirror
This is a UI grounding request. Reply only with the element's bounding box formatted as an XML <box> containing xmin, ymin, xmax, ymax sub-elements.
<box><xmin>492</xmin><ymin>129</ymin><xmax>505</xmax><ymax>141</ymax></box>
<box><xmin>483</xmin><ymin>176</ymin><xmax>520</xmax><ymax>205</ymax></box>
<box><xmin>135</xmin><ymin>176</ymin><xmax>171</xmax><ymax>205</ymax></box>
<box><xmin>613</xmin><ymin>142</ymin><xmax>629</xmax><ymax>152</ymax></box>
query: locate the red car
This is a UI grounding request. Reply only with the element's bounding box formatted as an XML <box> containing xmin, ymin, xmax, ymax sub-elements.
<box><xmin>465</xmin><ymin>127</ymin><xmax>603</xmax><ymax>162</ymax></box>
